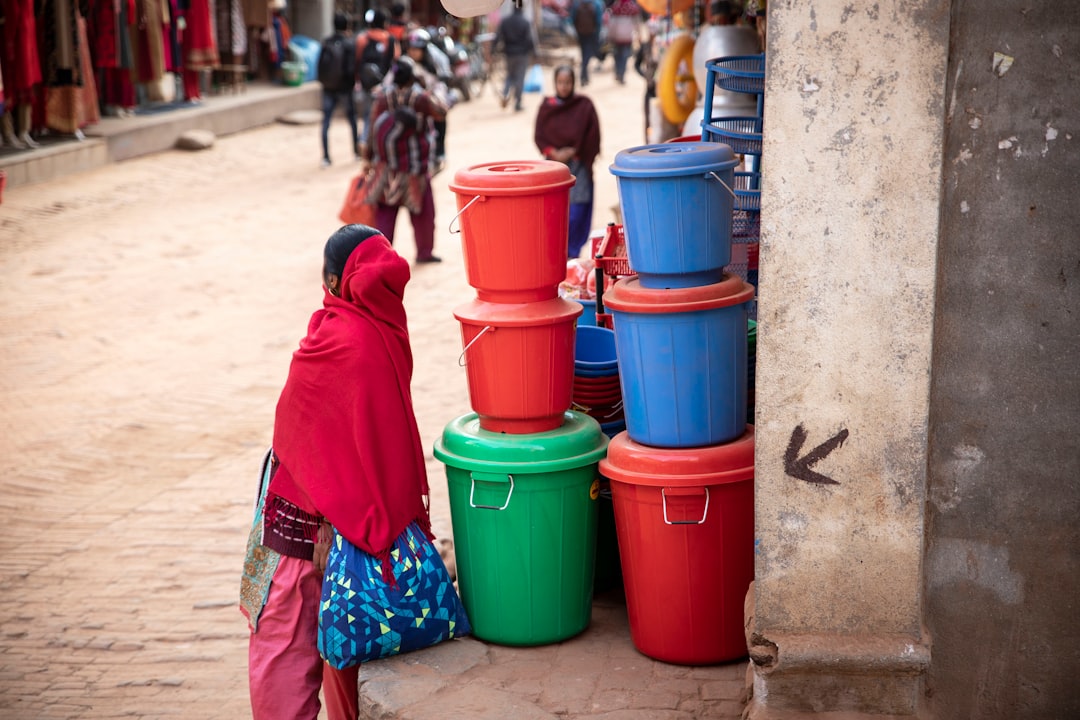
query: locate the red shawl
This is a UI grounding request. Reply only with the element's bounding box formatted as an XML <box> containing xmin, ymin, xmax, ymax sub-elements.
<box><xmin>534</xmin><ymin>91</ymin><xmax>602</xmax><ymax>169</ymax></box>
<box><xmin>269</xmin><ymin>235</ymin><xmax>431</xmax><ymax>569</ymax></box>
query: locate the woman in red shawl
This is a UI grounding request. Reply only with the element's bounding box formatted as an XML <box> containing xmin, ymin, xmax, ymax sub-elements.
<box><xmin>245</xmin><ymin>224</ymin><xmax>432</xmax><ymax>720</ymax></box>
<box><xmin>534</xmin><ymin>64</ymin><xmax>602</xmax><ymax>259</ymax></box>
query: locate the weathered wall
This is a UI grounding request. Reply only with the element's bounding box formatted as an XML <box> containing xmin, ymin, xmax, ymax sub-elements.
<box><xmin>924</xmin><ymin>1</ymin><xmax>1080</xmax><ymax>717</ymax></box>
<box><xmin>749</xmin><ymin>0</ymin><xmax>949</xmax><ymax>714</ymax></box>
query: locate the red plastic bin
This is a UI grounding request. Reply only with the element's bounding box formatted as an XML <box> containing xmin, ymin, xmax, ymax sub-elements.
<box><xmin>454</xmin><ymin>297</ymin><xmax>582</xmax><ymax>434</ymax></box>
<box><xmin>599</xmin><ymin>427</ymin><xmax>755</xmax><ymax>664</ymax></box>
<box><xmin>449</xmin><ymin>161</ymin><xmax>575</xmax><ymax>303</ymax></box>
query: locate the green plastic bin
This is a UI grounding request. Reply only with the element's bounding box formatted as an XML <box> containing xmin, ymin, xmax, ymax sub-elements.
<box><xmin>433</xmin><ymin>410</ymin><xmax>609</xmax><ymax>646</ymax></box>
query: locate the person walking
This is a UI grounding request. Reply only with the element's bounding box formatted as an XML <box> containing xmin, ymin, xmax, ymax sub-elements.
<box><xmin>534</xmin><ymin>65</ymin><xmax>601</xmax><ymax>259</ymax></box>
<box><xmin>570</xmin><ymin>0</ymin><xmax>603</xmax><ymax>86</ymax></box>
<box><xmin>493</xmin><ymin>3</ymin><xmax>535</xmax><ymax>112</ymax></box>
<box><xmin>403</xmin><ymin>28</ymin><xmax>453</xmax><ymax>172</ymax></box>
<box><xmin>362</xmin><ymin>56</ymin><xmax>448</xmax><ymax>264</ymax></box>
<box><xmin>317</xmin><ymin>11</ymin><xmax>359</xmax><ymax>167</ymax></box>
<box><xmin>387</xmin><ymin>2</ymin><xmax>409</xmax><ymax>43</ymax></box>
<box><xmin>608</xmin><ymin>0</ymin><xmax>640</xmax><ymax>84</ymax></box>
<box><xmin>243</xmin><ymin>225</ymin><xmax>435</xmax><ymax>720</ymax></box>
<box><xmin>354</xmin><ymin>8</ymin><xmax>398</xmax><ymax>157</ymax></box>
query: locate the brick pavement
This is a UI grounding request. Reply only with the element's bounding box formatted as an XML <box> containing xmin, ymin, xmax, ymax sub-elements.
<box><xmin>0</xmin><ymin>66</ymin><xmax>749</xmax><ymax>719</ymax></box>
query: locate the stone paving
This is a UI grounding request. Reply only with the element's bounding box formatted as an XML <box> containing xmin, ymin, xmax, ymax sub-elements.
<box><xmin>0</xmin><ymin>66</ymin><xmax>748</xmax><ymax>719</ymax></box>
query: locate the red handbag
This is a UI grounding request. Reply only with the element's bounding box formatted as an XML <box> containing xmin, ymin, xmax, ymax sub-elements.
<box><xmin>338</xmin><ymin>172</ymin><xmax>377</xmax><ymax>226</ymax></box>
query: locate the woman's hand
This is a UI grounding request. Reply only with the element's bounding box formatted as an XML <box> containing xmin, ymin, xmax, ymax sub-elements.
<box><xmin>313</xmin><ymin>521</ymin><xmax>333</xmax><ymax>574</ymax></box>
<box><xmin>553</xmin><ymin>147</ymin><xmax>576</xmax><ymax>163</ymax></box>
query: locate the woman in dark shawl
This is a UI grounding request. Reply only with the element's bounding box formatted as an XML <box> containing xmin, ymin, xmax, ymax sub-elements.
<box><xmin>534</xmin><ymin>64</ymin><xmax>602</xmax><ymax>259</ymax></box>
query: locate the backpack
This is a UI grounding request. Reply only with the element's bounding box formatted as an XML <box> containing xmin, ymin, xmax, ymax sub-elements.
<box><xmin>574</xmin><ymin>0</ymin><xmax>598</xmax><ymax>37</ymax></box>
<box><xmin>357</xmin><ymin>31</ymin><xmax>395</xmax><ymax>90</ymax></box>
<box><xmin>318</xmin><ymin>35</ymin><xmax>355</xmax><ymax>92</ymax></box>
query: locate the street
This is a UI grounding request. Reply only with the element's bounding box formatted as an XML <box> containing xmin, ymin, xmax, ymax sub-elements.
<box><xmin>0</xmin><ymin>58</ymin><xmax>715</xmax><ymax>719</ymax></box>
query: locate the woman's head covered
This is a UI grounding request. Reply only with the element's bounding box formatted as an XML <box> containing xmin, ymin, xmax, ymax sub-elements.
<box><xmin>323</xmin><ymin>224</ymin><xmax>383</xmax><ymax>291</ymax></box>
<box><xmin>553</xmin><ymin>64</ymin><xmax>575</xmax><ymax>99</ymax></box>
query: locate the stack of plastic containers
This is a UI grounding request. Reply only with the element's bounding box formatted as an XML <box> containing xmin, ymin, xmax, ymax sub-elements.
<box><xmin>572</xmin><ymin>325</ymin><xmax>625</xmax><ymax>437</ymax></box>
<box><xmin>603</xmin><ymin>143</ymin><xmax>756</xmax><ymax>665</ymax></box>
<box><xmin>701</xmin><ymin>53</ymin><xmax>765</xmax><ymax>321</ymax></box>
<box><xmin>572</xmin><ymin>324</ymin><xmax>625</xmax><ymax>593</ymax></box>
<box><xmin>433</xmin><ymin>161</ymin><xmax>609</xmax><ymax>646</ymax></box>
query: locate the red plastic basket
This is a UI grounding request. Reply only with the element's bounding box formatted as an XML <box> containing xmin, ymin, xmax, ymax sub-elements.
<box><xmin>593</xmin><ymin>223</ymin><xmax>632</xmax><ymax>278</ymax></box>
<box><xmin>592</xmin><ymin>224</ymin><xmax>635</xmax><ymax>330</ymax></box>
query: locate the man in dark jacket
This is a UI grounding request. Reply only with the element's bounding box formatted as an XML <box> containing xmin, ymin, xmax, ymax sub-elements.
<box><xmin>318</xmin><ymin>11</ymin><xmax>359</xmax><ymax>167</ymax></box>
<box><xmin>493</xmin><ymin>5</ymin><xmax>536</xmax><ymax>112</ymax></box>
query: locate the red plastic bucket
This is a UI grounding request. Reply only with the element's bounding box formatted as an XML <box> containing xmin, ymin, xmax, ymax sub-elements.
<box><xmin>450</xmin><ymin>161</ymin><xmax>576</xmax><ymax>303</ymax></box>
<box><xmin>599</xmin><ymin>427</ymin><xmax>755</xmax><ymax>665</ymax></box>
<box><xmin>455</xmin><ymin>297</ymin><xmax>582</xmax><ymax>433</ymax></box>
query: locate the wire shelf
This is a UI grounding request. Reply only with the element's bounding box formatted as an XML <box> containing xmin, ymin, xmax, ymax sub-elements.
<box><xmin>702</xmin><ymin>116</ymin><xmax>763</xmax><ymax>156</ymax></box>
<box><xmin>705</xmin><ymin>54</ymin><xmax>765</xmax><ymax>95</ymax></box>
<box><xmin>732</xmin><ymin>172</ymin><xmax>761</xmax><ymax>239</ymax></box>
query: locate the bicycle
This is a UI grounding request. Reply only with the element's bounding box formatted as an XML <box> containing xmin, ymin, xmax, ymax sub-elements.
<box><xmin>465</xmin><ymin>32</ymin><xmax>507</xmax><ymax>100</ymax></box>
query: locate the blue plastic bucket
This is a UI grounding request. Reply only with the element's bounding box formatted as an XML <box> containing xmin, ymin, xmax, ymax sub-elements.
<box><xmin>609</xmin><ymin>143</ymin><xmax>738</xmax><ymax>289</ymax></box>
<box><xmin>287</xmin><ymin>36</ymin><xmax>321</xmax><ymax>83</ymax></box>
<box><xmin>575</xmin><ymin>298</ymin><xmax>597</xmax><ymax>326</ymax></box>
<box><xmin>600</xmin><ymin>419</ymin><xmax>627</xmax><ymax>438</ymax></box>
<box><xmin>603</xmin><ymin>274</ymin><xmax>754</xmax><ymax>448</ymax></box>
<box><xmin>575</xmin><ymin>325</ymin><xmax>618</xmax><ymax>373</ymax></box>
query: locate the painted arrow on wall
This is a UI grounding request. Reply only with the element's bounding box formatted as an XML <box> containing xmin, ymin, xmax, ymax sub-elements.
<box><xmin>784</xmin><ymin>424</ymin><xmax>849</xmax><ymax>485</ymax></box>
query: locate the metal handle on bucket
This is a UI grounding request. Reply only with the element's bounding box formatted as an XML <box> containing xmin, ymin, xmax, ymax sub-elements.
<box><xmin>662</xmin><ymin>487</ymin><xmax>710</xmax><ymax>525</ymax></box>
<box><xmin>458</xmin><ymin>325</ymin><xmax>494</xmax><ymax>367</ymax></box>
<box><xmin>706</xmin><ymin>172</ymin><xmax>737</xmax><ymax>201</ymax></box>
<box><xmin>448</xmin><ymin>194</ymin><xmax>483</xmax><ymax>234</ymax></box>
<box><xmin>469</xmin><ymin>472</ymin><xmax>514</xmax><ymax>510</ymax></box>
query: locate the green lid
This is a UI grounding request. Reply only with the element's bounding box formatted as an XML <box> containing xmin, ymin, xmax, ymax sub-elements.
<box><xmin>433</xmin><ymin>411</ymin><xmax>609</xmax><ymax>473</ymax></box>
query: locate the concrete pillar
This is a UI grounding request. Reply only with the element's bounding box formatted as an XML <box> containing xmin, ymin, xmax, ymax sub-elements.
<box><xmin>748</xmin><ymin>1</ymin><xmax>949</xmax><ymax>715</ymax></box>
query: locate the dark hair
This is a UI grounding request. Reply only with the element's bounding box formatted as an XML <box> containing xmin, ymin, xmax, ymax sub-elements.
<box><xmin>391</xmin><ymin>2</ymin><xmax>406</xmax><ymax>18</ymax></box>
<box><xmin>323</xmin><ymin>224</ymin><xmax>381</xmax><ymax>279</ymax></box>
<box><xmin>333</xmin><ymin>11</ymin><xmax>348</xmax><ymax>31</ymax></box>
<box><xmin>391</xmin><ymin>55</ymin><xmax>417</xmax><ymax>87</ymax></box>
<box><xmin>366</xmin><ymin>7</ymin><xmax>387</xmax><ymax>28</ymax></box>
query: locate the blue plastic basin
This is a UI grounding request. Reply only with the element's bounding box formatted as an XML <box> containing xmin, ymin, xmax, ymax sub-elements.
<box><xmin>575</xmin><ymin>325</ymin><xmax>618</xmax><ymax>372</ymax></box>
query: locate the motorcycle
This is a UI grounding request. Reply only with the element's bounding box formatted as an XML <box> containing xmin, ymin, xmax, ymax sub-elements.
<box><xmin>427</xmin><ymin>26</ymin><xmax>475</xmax><ymax>101</ymax></box>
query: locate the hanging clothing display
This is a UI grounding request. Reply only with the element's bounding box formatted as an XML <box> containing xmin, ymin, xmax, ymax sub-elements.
<box><xmin>87</xmin><ymin>0</ymin><xmax>137</xmax><ymax>111</ymax></box>
<box><xmin>0</xmin><ymin>0</ymin><xmax>43</xmax><ymax>104</ymax></box>
<box><xmin>216</xmin><ymin>0</ymin><xmax>248</xmax><ymax>60</ymax></box>
<box><xmin>37</xmin><ymin>0</ymin><xmax>98</xmax><ymax>133</ymax></box>
<box><xmin>180</xmin><ymin>0</ymin><xmax>218</xmax><ymax>100</ymax></box>
<box><xmin>130</xmin><ymin>0</ymin><xmax>170</xmax><ymax>85</ymax></box>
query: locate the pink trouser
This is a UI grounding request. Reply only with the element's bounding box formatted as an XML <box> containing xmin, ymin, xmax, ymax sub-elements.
<box><xmin>248</xmin><ymin>556</ymin><xmax>359</xmax><ymax>720</ymax></box>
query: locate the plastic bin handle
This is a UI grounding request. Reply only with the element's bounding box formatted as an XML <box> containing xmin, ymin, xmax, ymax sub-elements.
<box><xmin>662</xmin><ymin>486</ymin><xmax>710</xmax><ymax>525</ymax></box>
<box><xmin>448</xmin><ymin>195</ymin><xmax>483</xmax><ymax>235</ymax></box>
<box><xmin>705</xmin><ymin>172</ymin><xmax>738</xmax><ymax>200</ymax></box>
<box><xmin>458</xmin><ymin>325</ymin><xmax>494</xmax><ymax>367</ymax></box>
<box><xmin>469</xmin><ymin>472</ymin><xmax>514</xmax><ymax>511</ymax></box>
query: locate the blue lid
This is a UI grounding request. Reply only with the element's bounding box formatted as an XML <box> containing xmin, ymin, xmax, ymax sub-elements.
<box><xmin>609</xmin><ymin>142</ymin><xmax>738</xmax><ymax>178</ymax></box>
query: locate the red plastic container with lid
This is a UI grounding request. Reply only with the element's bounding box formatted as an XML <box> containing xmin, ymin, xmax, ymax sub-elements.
<box><xmin>454</xmin><ymin>297</ymin><xmax>582</xmax><ymax>434</ymax></box>
<box><xmin>599</xmin><ymin>426</ymin><xmax>755</xmax><ymax>665</ymax></box>
<box><xmin>450</xmin><ymin>161</ymin><xmax>576</xmax><ymax>303</ymax></box>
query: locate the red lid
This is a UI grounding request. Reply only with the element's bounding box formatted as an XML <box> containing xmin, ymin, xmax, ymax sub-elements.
<box><xmin>449</xmin><ymin>160</ymin><xmax>576</xmax><ymax>196</ymax></box>
<box><xmin>599</xmin><ymin>426</ymin><xmax>755</xmax><ymax>486</ymax></box>
<box><xmin>603</xmin><ymin>274</ymin><xmax>755</xmax><ymax>314</ymax></box>
<box><xmin>453</xmin><ymin>297</ymin><xmax>583</xmax><ymax>327</ymax></box>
